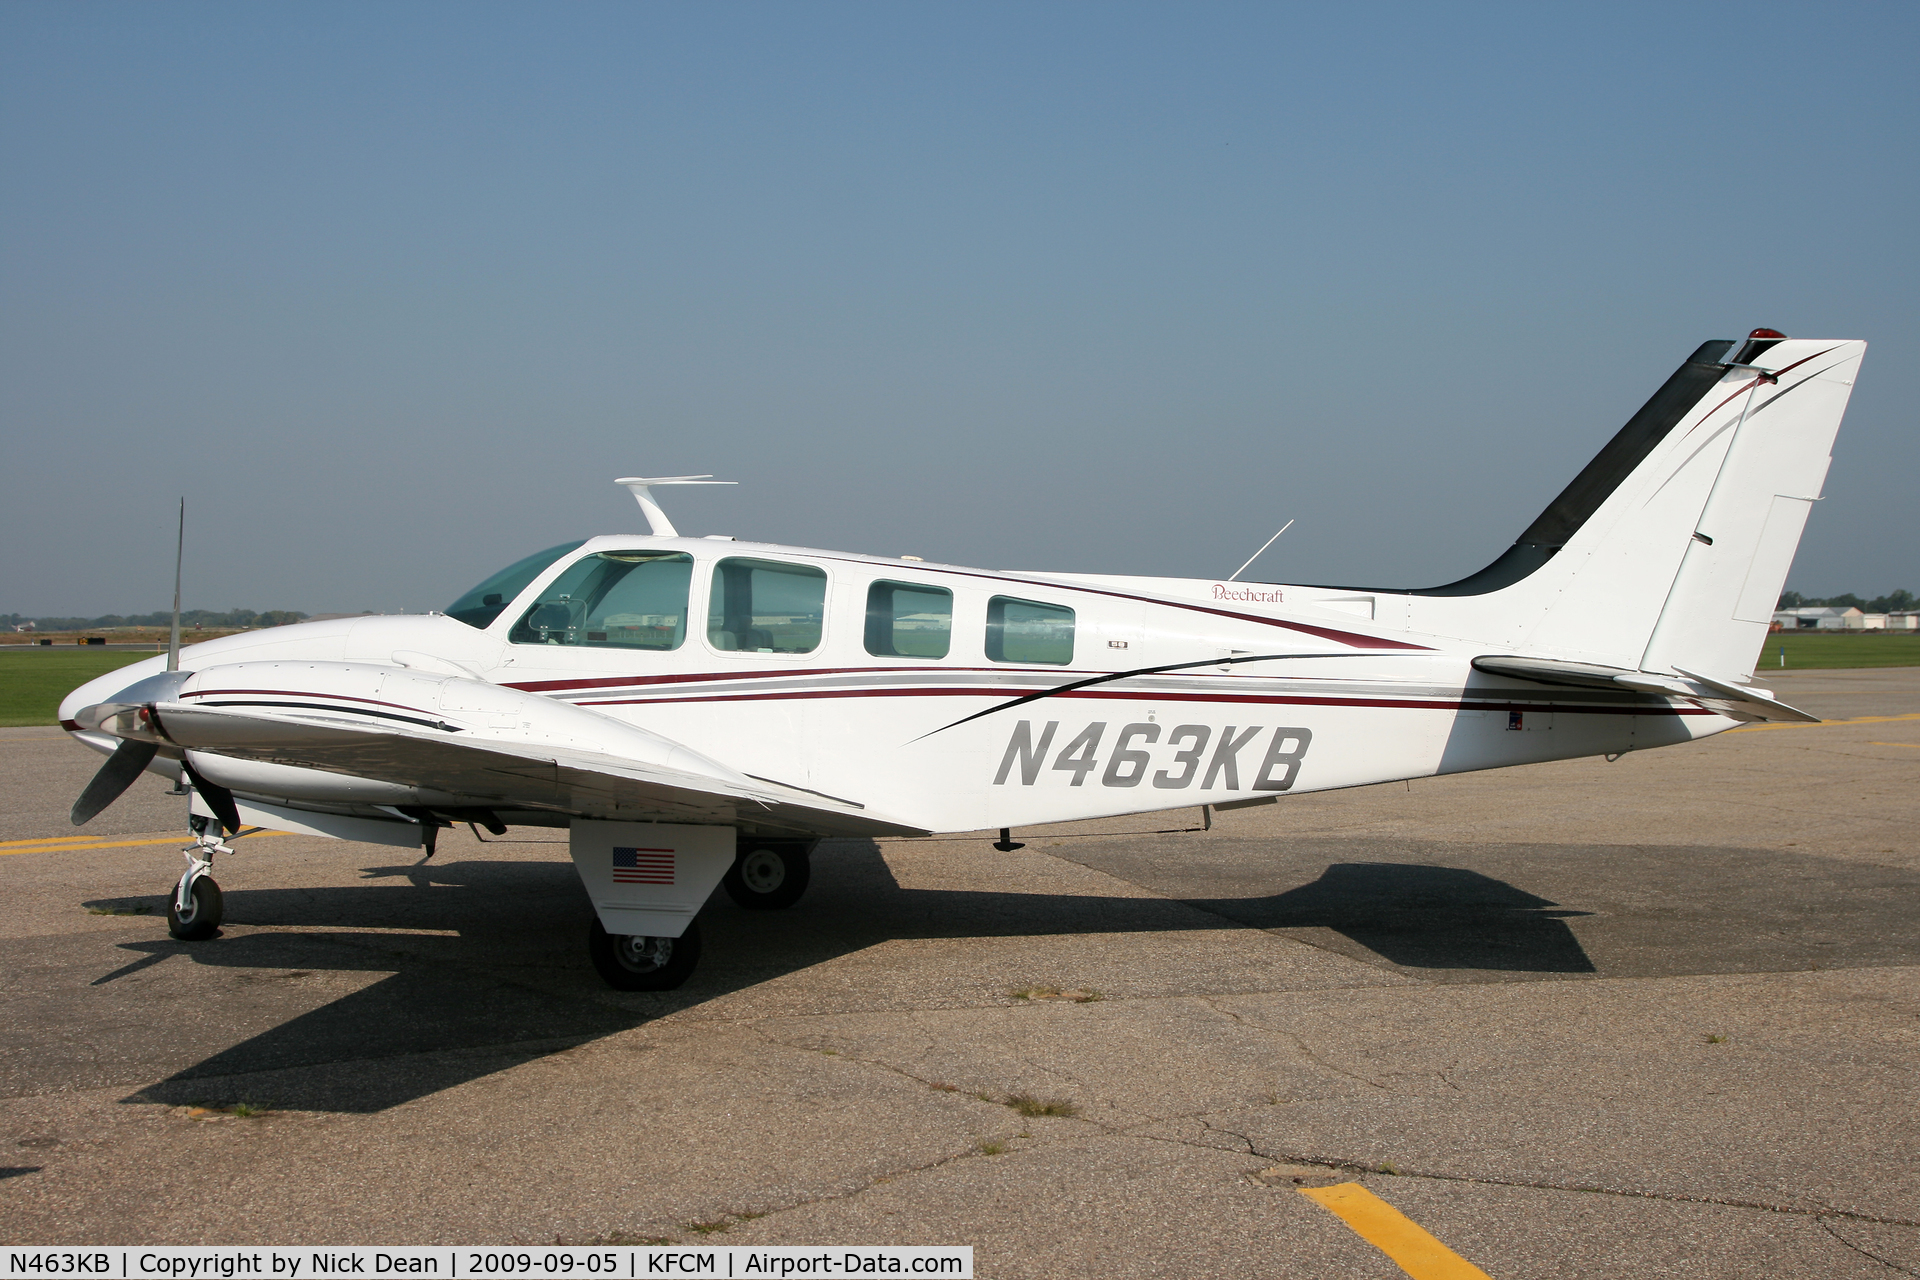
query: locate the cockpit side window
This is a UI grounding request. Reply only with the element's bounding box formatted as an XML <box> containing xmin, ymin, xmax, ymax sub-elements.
<box><xmin>445</xmin><ymin>541</ymin><xmax>586</xmax><ymax>629</ymax></box>
<box><xmin>509</xmin><ymin>551</ymin><xmax>694</xmax><ymax>649</ymax></box>
<box><xmin>708</xmin><ymin>558</ymin><xmax>827</xmax><ymax>654</ymax></box>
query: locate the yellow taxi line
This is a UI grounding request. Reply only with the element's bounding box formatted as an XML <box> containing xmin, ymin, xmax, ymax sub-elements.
<box><xmin>0</xmin><ymin>832</ymin><xmax>291</xmax><ymax>857</ymax></box>
<box><xmin>1725</xmin><ymin>712</ymin><xmax>1920</xmax><ymax>735</ymax></box>
<box><xmin>1298</xmin><ymin>1183</ymin><xmax>1491</xmax><ymax>1280</ymax></box>
<box><xmin>1871</xmin><ymin>741</ymin><xmax>1920</xmax><ymax>749</ymax></box>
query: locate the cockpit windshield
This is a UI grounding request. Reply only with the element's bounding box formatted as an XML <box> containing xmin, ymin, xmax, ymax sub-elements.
<box><xmin>444</xmin><ymin>541</ymin><xmax>586</xmax><ymax>630</ymax></box>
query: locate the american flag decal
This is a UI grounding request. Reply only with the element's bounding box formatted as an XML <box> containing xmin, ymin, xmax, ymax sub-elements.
<box><xmin>611</xmin><ymin>846</ymin><xmax>675</xmax><ymax>885</ymax></box>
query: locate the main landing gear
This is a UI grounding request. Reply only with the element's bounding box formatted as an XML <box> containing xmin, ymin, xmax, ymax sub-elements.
<box><xmin>585</xmin><ymin>836</ymin><xmax>817</xmax><ymax>991</ymax></box>
<box><xmin>588</xmin><ymin>917</ymin><xmax>702</xmax><ymax>991</ymax></box>
<box><xmin>722</xmin><ymin>839</ymin><xmax>814</xmax><ymax>910</ymax></box>
<box><xmin>168</xmin><ymin>815</ymin><xmax>228</xmax><ymax>941</ymax></box>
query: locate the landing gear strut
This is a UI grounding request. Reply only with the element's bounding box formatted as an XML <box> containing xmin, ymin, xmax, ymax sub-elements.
<box><xmin>168</xmin><ymin>815</ymin><xmax>228</xmax><ymax>941</ymax></box>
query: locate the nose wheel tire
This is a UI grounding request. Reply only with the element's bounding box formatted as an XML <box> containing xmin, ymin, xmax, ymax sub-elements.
<box><xmin>723</xmin><ymin>844</ymin><xmax>811</xmax><ymax>910</ymax></box>
<box><xmin>588</xmin><ymin>917</ymin><xmax>701</xmax><ymax>991</ymax></box>
<box><xmin>167</xmin><ymin>877</ymin><xmax>224</xmax><ymax>941</ymax></box>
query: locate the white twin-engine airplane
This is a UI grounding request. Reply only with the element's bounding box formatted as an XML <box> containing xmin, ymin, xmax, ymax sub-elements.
<box><xmin>62</xmin><ymin>330</ymin><xmax>1863</xmax><ymax>990</ymax></box>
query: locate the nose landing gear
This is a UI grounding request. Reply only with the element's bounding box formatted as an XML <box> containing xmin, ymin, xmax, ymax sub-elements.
<box><xmin>167</xmin><ymin>816</ymin><xmax>229</xmax><ymax>941</ymax></box>
<box><xmin>168</xmin><ymin>874</ymin><xmax>224</xmax><ymax>940</ymax></box>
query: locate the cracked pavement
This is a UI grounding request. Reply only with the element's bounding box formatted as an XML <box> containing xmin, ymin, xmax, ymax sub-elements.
<box><xmin>1</xmin><ymin>667</ymin><xmax>1918</xmax><ymax>1276</ymax></box>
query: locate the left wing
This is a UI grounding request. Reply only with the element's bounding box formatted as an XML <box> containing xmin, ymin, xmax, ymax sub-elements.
<box><xmin>75</xmin><ymin>660</ymin><xmax>928</xmax><ymax>838</ymax></box>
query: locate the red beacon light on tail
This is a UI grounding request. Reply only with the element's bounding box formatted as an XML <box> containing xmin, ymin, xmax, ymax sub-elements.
<box><xmin>1729</xmin><ymin>328</ymin><xmax>1789</xmax><ymax>375</ymax></box>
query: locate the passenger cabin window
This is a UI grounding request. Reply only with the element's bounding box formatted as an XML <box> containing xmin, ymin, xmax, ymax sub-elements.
<box><xmin>509</xmin><ymin>551</ymin><xmax>693</xmax><ymax>649</ymax></box>
<box><xmin>445</xmin><ymin>541</ymin><xmax>586</xmax><ymax>629</ymax></box>
<box><xmin>708</xmin><ymin>558</ymin><xmax>827</xmax><ymax>654</ymax></box>
<box><xmin>986</xmin><ymin>596</ymin><xmax>1074</xmax><ymax>665</ymax></box>
<box><xmin>865</xmin><ymin>581</ymin><xmax>953</xmax><ymax>659</ymax></box>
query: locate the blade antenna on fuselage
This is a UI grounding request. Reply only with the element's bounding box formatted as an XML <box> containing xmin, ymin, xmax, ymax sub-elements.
<box><xmin>615</xmin><ymin>475</ymin><xmax>738</xmax><ymax>537</ymax></box>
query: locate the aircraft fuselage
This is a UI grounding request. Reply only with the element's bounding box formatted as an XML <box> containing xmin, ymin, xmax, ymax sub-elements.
<box><xmin>63</xmin><ymin>536</ymin><xmax>1719</xmax><ymax>837</ymax></box>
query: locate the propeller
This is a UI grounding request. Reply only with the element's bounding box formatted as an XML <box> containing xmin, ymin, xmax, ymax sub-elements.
<box><xmin>65</xmin><ymin>670</ymin><xmax>193</xmax><ymax>827</ymax></box>
<box><xmin>65</xmin><ymin>500</ymin><xmax>202</xmax><ymax>830</ymax></box>
<box><xmin>71</xmin><ymin>740</ymin><xmax>160</xmax><ymax>826</ymax></box>
<box><xmin>180</xmin><ymin>755</ymin><xmax>243</xmax><ymax>835</ymax></box>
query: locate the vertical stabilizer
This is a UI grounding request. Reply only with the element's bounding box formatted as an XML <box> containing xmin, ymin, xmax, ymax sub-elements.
<box><xmin>1639</xmin><ymin>338</ymin><xmax>1865</xmax><ymax>678</ymax></box>
<box><xmin>1311</xmin><ymin>332</ymin><xmax>1867</xmax><ymax>677</ymax></box>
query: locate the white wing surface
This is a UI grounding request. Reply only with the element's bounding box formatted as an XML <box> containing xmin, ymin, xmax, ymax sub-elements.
<box><xmin>79</xmin><ymin>660</ymin><xmax>926</xmax><ymax>839</ymax></box>
<box><xmin>156</xmin><ymin>702</ymin><xmax>925</xmax><ymax>837</ymax></box>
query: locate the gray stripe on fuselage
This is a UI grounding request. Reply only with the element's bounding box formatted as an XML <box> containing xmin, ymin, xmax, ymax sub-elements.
<box><xmin>542</xmin><ymin>668</ymin><xmax>1664</xmax><ymax>711</ymax></box>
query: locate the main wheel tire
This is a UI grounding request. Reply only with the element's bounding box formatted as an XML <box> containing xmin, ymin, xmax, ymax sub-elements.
<box><xmin>167</xmin><ymin>877</ymin><xmax>224</xmax><ymax>941</ymax></box>
<box><xmin>723</xmin><ymin>844</ymin><xmax>811</xmax><ymax>910</ymax></box>
<box><xmin>588</xmin><ymin>917</ymin><xmax>701</xmax><ymax>991</ymax></box>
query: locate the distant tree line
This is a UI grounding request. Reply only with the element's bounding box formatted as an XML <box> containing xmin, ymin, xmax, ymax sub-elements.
<box><xmin>1777</xmin><ymin>590</ymin><xmax>1917</xmax><ymax>613</ymax></box>
<box><xmin>1</xmin><ymin>608</ymin><xmax>309</xmax><ymax>631</ymax></box>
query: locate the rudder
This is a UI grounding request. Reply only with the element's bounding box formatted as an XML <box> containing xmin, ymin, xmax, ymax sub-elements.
<box><xmin>1638</xmin><ymin>337</ymin><xmax>1865</xmax><ymax>678</ymax></box>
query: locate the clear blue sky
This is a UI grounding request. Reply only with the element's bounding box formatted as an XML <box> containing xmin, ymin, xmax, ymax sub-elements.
<box><xmin>3</xmin><ymin>1</ymin><xmax>1914</xmax><ymax>616</ymax></box>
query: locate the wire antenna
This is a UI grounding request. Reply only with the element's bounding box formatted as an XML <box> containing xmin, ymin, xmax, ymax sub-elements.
<box><xmin>1227</xmin><ymin>519</ymin><xmax>1293</xmax><ymax>582</ymax></box>
<box><xmin>167</xmin><ymin>499</ymin><xmax>184</xmax><ymax>672</ymax></box>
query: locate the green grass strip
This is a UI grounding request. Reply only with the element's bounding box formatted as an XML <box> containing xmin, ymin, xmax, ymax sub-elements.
<box><xmin>1</xmin><ymin>630</ymin><xmax>1914</xmax><ymax>728</ymax></box>
<box><xmin>1759</xmin><ymin>632</ymin><xmax>1920</xmax><ymax>670</ymax></box>
<box><xmin>0</xmin><ymin>650</ymin><xmax>157</xmax><ymax>727</ymax></box>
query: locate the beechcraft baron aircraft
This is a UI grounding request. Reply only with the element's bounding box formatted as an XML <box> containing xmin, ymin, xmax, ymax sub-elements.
<box><xmin>61</xmin><ymin>330</ymin><xmax>1863</xmax><ymax>990</ymax></box>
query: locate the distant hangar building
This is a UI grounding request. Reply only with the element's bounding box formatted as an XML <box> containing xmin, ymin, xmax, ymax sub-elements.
<box><xmin>1773</xmin><ymin>606</ymin><xmax>1920</xmax><ymax>631</ymax></box>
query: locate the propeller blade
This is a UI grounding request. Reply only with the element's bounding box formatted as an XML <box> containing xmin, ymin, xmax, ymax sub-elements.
<box><xmin>70</xmin><ymin>740</ymin><xmax>160</xmax><ymax>826</ymax></box>
<box><xmin>180</xmin><ymin>756</ymin><xmax>243</xmax><ymax>835</ymax></box>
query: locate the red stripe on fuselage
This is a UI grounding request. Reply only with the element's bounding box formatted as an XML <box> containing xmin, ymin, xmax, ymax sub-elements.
<box><xmin>502</xmin><ymin>665</ymin><xmax>989</xmax><ymax>694</ymax></box>
<box><xmin>575</xmin><ymin>686</ymin><xmax>1705</xmax><ymax>717</ymax></box>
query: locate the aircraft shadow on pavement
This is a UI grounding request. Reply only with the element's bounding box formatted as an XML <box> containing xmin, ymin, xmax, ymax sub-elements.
<box><xmin>1183</xmin><ymin>861</ymin><xmax>1598</xmax><ymax>975</ymax></box>
<box><xmin>92</xmin><ymin>841</ymin><xmax>1590</xmax><ymax>1114</ymax></box>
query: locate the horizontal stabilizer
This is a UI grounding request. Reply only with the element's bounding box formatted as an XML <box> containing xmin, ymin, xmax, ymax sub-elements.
<box><xmin>1670</xmin><ymin>666</ymin><xmax>1820</xmax><ymax>724</ymax></box>
<box><xmin>1471</xmin><ymin>655</ymin><xmax>1693</xmax><ymax>695</ymax></box>
<box><xmin>1472</xmin><ymin>654</ymin><xmax>1817</xmax><ymax>724</ymax></box>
